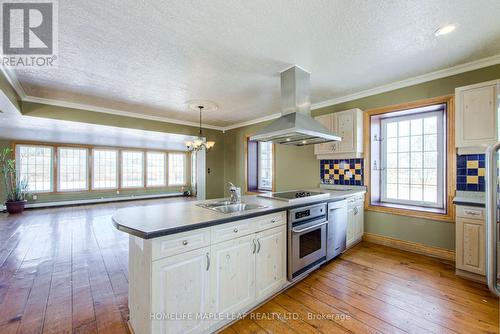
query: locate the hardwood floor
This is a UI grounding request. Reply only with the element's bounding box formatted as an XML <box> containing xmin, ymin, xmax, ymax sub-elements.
<box><xmin>0</xmin><ymin>199</ymin><xmax>498</xmax><ymax>334</ymax></box>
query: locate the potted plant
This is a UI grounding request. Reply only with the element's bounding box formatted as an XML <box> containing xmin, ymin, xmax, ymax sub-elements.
<box><xmin>0</xmin><ymin>148</ymin><xmax>30</xmax><ymax>214</ymax></box>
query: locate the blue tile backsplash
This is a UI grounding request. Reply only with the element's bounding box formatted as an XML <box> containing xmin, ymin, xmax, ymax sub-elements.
<box><xmin>320</xmin><ymin>159</ymin><xmax>364</xmax><ymax>186</ymax></box>
<box><xmin>456</xmin><ymin>154</ymin><xmax>485</xmax><ymax>192</ymax></box>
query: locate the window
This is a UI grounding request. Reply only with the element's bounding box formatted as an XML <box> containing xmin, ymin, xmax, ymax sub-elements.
<box><xmin>146</xmin><ymin>152</ymin><xmax>166</xmax><ymax>187</ymax></box>
<box><xmin>381</xmin><ymin>111</ymin><xmax>444</xmax><ymax>208</ymax></box>
<box><xmin>121</xmin><ymin>151</ymin><xmax>144</xmax><ymax>188</ymax></box>
<box><xmin>92</xmin><ymin>149</ymin><xmax>118</xmax><ymax>189</ymax></box>
<box><xmin>258</xmin><ymin>142</ymin><xmax>273</xmax><ymax>191</ymax></box>
<box><xmin>58</xmin><ymin>147</ymin><xmax>88</xmax><ymax>191</ymax></box>
<box><xmin>16</xmin><ymin>145</ymin><xmax>53</xmax><ymax>192</ymax></box>
<box><xmin>366</xmin><ymin>97</ymin><xmax>455</xmax><ymax>222</ymax></box>
<box><xmin>246</xmin><ymin>139</ymin><xmax>274</xmax><ymax>192</ymax></box>
<box><xmin>168</xmin><ymin>153</ymin><xmax>186</xmax><ymax>186</ymax></box>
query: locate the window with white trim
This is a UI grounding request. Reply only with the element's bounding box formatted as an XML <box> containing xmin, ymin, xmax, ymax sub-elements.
<box><xmin>58</xmin><ymin>147</ymin><xmax>88</xmax><ymax>191</ymax></box>
<box><xmin>168</xmin><ymin>153</ymin><xmax>186</xmax><ymax>186</ymax></box>
<box><xmin>258</xmin><ymin>141</ymin><xmax>273</xmax><ymax>191</ymax></box>
<box><xmin>121</xmin><ymin>151</ymin><xmax>144</xmax><ymax>188</ymax></box>
<box><xmin>92</xmin><ymin>149</ymin><xmax>118</xmax><ymax>189</ymax></box>
<box><xmin>146</xmin><ymin>152</ymin><xmax>166</xmax><ymax>187</ymax></box>
<box><xmin>380</xmin><ymin>110</ymin><xmax>445</xmax><ymax>208</ymax></box>
<box><xmin>16</xmin><ymin>145</ymin><xmax>53</xmax><ymax>192</ymax></box>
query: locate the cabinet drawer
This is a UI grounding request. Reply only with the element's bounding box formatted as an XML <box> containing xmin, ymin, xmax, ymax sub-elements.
<box><xmin>211</xmin><ymin>219</ymin><xmax>254</xmax><ymax>244</ymax></box>
<box><xmin>152</xmin><ymin>228</ymin><xmax>211</xmax><ymax>260</ymax></box>
<box><xmin>253</xmin><ymin>211</ymin><xmax>286</xmax><ymax>231</ymax></box>
<box><xmin>456</xmin><ymin>206</ymin><xmax>485</xmax><ymax>220</ymax></box>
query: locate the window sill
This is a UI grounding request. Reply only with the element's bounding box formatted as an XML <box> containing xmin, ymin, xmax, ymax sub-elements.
<box><xmin>367</xmin><ymin>201</ymin><xmax>454</xmax><ymax>222</ymax></box>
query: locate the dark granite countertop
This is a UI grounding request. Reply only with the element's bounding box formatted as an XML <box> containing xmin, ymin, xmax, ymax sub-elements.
<box><xmin>453</xmin><ymin>191</ymin><xmax>485</xmax><ymax>208</ymax></box>
<box><xmin>112</xmin><ymin>188</ymin><xmax>366</xmax><ymax>239</ymax></box>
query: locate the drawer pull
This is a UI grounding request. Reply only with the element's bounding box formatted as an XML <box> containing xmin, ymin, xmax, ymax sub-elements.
<box><xmin>271</xmin><ymin>219</ymin><xmax>276</xmax><ymax>223</ymax></box>
<box><xmin>233</xmin><ymin>228</ymin><xmax>239</xmax><ymax>233</ymax></box>
<box><xmin>464</xmin><ymin>210</ymin><xmax>480</xmax><ymax>216</ymax></box>
<box><xmin>182</xmin><ymin>240</ymin><xmax>188</xmax><ymax>246</ymax></box>
<box><xmin>256</xmin><ymin>239</ymin><xmax>261</xmax><ymax>253</ymax></box>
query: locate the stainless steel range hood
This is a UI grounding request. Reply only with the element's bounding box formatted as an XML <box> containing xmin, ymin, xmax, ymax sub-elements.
<box><xmin>250</xmin><ymin>66</ymin><xmax>341</xmax><ymax>146</ymax></box>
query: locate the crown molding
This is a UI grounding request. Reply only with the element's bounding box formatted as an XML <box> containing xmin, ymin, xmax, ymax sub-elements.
<box><xmin>311</xmin><ymin>54</ymin><xmax>500</xmax><ymax>110</ymax></box>
<box><xmin>22</xmin><ymin>95</ymin><xmax>225</xmax><ymax>131</ymax></box>
<box><xmin>0</xmin><ymin>65</ymin><xmax>27</xmax><ymax>99</ymax></box>
<box><xmin>2</xmin><ymin>54</ymin><xmax>500</xmax><ymax>132</ymax></box>
<box><xmin>222</xmin><ymin>113</ymin><xmax>282</xmax><ymax>131</ymax></box>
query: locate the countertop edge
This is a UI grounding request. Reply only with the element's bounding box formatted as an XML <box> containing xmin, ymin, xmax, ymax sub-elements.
<box><xmin>113</xmin><ymin>190</ymin><xmax>366</xmax><ymax>239</ymax></box>
<box><xmin>452</xmin><ymin>200</ymin><xmax>485</xmax><ymax>208</ymax></box>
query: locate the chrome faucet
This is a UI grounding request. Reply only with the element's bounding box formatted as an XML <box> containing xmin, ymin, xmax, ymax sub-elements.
<box><xmin>228</xmin><ymin>182</ymin><xmax>241</xmax><ymax>204</ymax></box>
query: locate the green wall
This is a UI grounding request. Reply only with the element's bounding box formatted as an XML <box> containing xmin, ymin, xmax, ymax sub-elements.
<box><xmin>3</xmin><ymin>64</ymin><xmax>500</xmax><ymax>250</ymax></box>
<box><xmin>21</xmin><ymin>102</ymin><xmax>226</xmax><ymax>200</ymax></box>
<box><xmin>0</xmin><ymin>71</ymin><xmax>21</xmax><ymax>111</ymax></box>
<box><xmin>310</xmin><ymin>63</ymin><xmax>500</xmax><ymax>250</ymax></box>
<box><xmin>223</xmin><ymin>122</ymin><xmax>319</xmax><ymax>196</ymax></box>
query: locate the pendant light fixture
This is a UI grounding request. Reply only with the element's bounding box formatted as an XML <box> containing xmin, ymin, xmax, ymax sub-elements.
<box><xmin>185</xmin><ymin>101</ymin><xmax>216</xmax><ymax>152</ymax></box>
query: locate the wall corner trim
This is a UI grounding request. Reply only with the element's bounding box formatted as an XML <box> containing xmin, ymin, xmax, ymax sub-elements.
<box><xmin>363</xmin><ymin>232</ymin><xmax>455</xmax><ymax>262</ymax></box>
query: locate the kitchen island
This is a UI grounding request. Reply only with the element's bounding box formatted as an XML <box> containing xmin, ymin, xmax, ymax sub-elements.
<box><xmin>113</xmin><ymin>188</ymin><xmax>365</xmax><ymax>334</ymax></box>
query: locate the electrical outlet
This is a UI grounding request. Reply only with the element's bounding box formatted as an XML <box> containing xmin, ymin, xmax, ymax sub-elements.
<box><xmin>32</xmin><ymin>194</ymin><xmax>38</xmax><ymax>200</ymax></box>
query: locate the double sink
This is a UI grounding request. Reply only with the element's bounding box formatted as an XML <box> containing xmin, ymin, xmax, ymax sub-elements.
<box><xmin>197</xmin><ymin>200</ymin><xmax>267</xmax><ymax>214</ymax></box>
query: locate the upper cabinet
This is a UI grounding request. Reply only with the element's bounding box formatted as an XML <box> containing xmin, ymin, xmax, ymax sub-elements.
<box><xmin>455</xmin><ymin>80</ymin><xmax>499</xmax><ymax>154</ymax></box>
<box><xmin>314</xmin><ymin>108</ymin><xmax>363</xmax><ymax>159</ymax></box>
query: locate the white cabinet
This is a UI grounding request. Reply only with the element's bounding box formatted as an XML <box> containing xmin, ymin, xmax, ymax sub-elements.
<box><xmin>210</xmin><ymin>234</ymin><xmax>256</xmax><ymax>316</ymax></box>
<box><xmin>455</xmin><ymin>81</ymin><xmax>499</xmax><ymax>154</ymax></box>
<box><xmin>255</xmin><ymin>226</ymin><xmax>286</xmax><ymax>302</ymax></box>
<box><xmin>151</xmin><ymin>247</ymin><xmax>211</xmax><ymax>334</ymax></box>
<box><xmin>128</xmin><ymin>211</ymin><xmax>287</xmax><ymax>334</ymax></box>
<box><xmin>346</xmin><ymin>194</ymin><xmax>364</xmax><ymax>249</ymax></box>
<box><xmin>455</xmin><ymin>206</ymin><xmax>486</xmax><ymax>277</ymax></box>
<box><xmin>314</xmin><ymin>108</ymin><xmax>363</xmax><ymax>159</ymax></box>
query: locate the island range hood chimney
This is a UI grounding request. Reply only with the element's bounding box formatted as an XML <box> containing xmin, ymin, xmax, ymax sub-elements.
<box><xmin>250</xmin><ymin>65</ymin><xmax>341</xmax><ymax>146</ymax></box>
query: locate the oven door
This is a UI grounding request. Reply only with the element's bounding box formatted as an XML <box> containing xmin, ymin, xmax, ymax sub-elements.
<box><xmin>289</xmin><ymin>219</ymin><xmax>327</xmax><ymax>280</ymax></box>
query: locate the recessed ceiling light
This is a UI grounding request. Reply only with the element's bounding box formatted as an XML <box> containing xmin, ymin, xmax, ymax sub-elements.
<box><xmin>434</xmin><ymin>24</ymin><xmax>456</xmax><ymax>37</ymax></box>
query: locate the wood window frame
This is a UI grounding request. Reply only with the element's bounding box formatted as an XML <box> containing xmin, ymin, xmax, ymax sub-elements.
<box><xmin>167</xmin><ymin>152</ymin><xmax>188</xmax><ymax>187</ymax></box>
<box><xmin>244</xmin><ymin>135</ymin><xmax>276</xmax><ymax>194</ymax></box>
<box><xmin>15</xmin><ymin>144</ymin><xmax>54</xmax><ymax>193</ymax></box>
<box><xmin>363</xmin><ymin>95</ymin><xmax>456</xmax><ymax>223</ymax></box>
<box><xmin>91</xmin><ymin>148</ymin><xmax>119</xmax><ymax>190</ymax></box>
<box><xmin>12</xmin><ymin>140</ymin><xmax>190</xmax><ymax>194</ymax></box>
<box><xmin>56</xmin><ymin>147</ymin><xmax>90</xmax><ymax>192</ymax></box>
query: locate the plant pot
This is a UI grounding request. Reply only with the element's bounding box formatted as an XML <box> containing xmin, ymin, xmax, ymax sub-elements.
<box><xmin>6</xmin><ymin>200</ymin><xmax>26</xmax><ymax>214</ymax></box>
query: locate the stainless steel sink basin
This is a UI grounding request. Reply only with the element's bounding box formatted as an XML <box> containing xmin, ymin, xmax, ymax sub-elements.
<box><xmin>197</xmin><ymin>202</ymin><xmax>267</xmax><ymax>213</ymax></box>
<box><xmin>198</xmin><ymin>200</ymin><xmax>233</xmax><ymax>208</ymax></box>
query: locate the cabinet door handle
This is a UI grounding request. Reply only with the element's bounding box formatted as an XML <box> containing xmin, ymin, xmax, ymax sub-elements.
<box><xmin>252</xmin><ymin>239</ymin><xmax>257</xmax><ymax>254</ymax></box>
<box><xmin>206</xmin><ymin>253</ymin><xmax>210</xmax><ymax>271</ymax></box>
<box><xmin>257</xmin><ymin>239</ymin><xmax>261</xmax><ymax>253</ymax></box>
<box><xmin>271</xmin><ymin>219</ymin><xmax>276</xmax><ymax>223</ymax></box>
<box><xmin>233</xmin><ymin>228</ymin><xmax>239</xmax><ymax>233</ymax></box>
<box><xmin>182</xmin><ymin>240</ymin><xmax>188</xmax><ymax>246</ymax></box>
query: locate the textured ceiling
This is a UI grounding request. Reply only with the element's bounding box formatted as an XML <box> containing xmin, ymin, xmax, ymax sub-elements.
<box><xmin>13</xmin><ymin>0</ymin><xmax>500</xmax><ymax>127</ymax></box>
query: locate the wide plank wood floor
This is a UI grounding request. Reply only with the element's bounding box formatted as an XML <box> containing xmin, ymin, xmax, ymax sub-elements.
<box><xmin>0</xmin><ymin>198</ymin><xmax>498</xmax><ymax>334</ymax></box>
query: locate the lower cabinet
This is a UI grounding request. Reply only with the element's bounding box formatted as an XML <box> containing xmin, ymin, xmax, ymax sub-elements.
<box><xmin>151</xmin><ymin>247</ymin><xmax>211</xmax><ymax>334</ymax></box>
<box><xmin>255</xmin><ymin>226</ymin><xmax>286</xmax><ymax>301</ymax></box>
<box><xmin>136</xmin><ymin>212</ymin><xmax>287</xmax><ymax>334</ymax></box>
<box><xmin>346</xmin><ymin>195</ymin><xmax>364</xmax><ymax>249</ymax></box>
<box><xmin>210</xmin><ymin>234</ymin><xmax>256</xmax><ymax>316</ymax></box>
<box><xmin>456</xmin><ymin>217</ymin><xmax>486</xmax><ymax>276</ymax></box>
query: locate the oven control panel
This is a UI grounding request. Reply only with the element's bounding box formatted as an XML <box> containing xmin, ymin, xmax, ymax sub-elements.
<box><xmin>289</xmin><ymin>203</ymin><xmax>326</xmax><ymax>224</ymax></box>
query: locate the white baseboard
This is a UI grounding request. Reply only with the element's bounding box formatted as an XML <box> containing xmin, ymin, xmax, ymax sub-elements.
<box><xmin>2</xmin><ymin>192</ymin><xmax>184</xmax><ymax>211</ymax></box>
